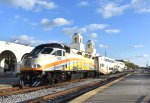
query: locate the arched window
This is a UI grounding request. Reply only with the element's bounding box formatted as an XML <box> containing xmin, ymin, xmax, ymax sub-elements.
<box><xmin>74</xmin><ymin>37</ymin><xmax>77</xmax><ymax>43</ymax></box>
<box><xmin>88</xmin><ymin>44</ymin><xmax>91</xmax><ymax>48</ymax></box>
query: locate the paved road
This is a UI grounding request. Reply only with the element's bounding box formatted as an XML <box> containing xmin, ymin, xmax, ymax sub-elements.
<box><xmin>84</xmin><ymin>73</ymin><xmax>150</xmax><ymax>103</ymax></box>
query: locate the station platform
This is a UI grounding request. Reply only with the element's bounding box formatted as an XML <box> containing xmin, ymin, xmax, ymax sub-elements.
<box><xmin>70</xmin><ymin>71</ymin><xmax>150</xmax><ymax>103</ymax></box>
<box><xmin>0</xmin><ymin>73</ymin><xmax>19</xmax><ymax>89</ymax></box>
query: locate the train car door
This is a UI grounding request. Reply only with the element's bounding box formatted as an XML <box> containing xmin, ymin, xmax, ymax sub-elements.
<box><xmin>52</xmin><ymin>49</ymin><xmax>67</xmax><ymax>70</ymax></box>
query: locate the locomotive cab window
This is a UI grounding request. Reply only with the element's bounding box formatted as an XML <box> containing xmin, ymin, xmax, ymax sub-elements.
<box><xmin>30</xmin><ymin>47</ymin><xmax>43</xmax><ymax>55</ymax></box>
<box><xmin>57</xmin><ymin>50</ymin><xmax>62</xmax><ymax>56</ymax></box>
<box><xmin>52</xmin><ymin>50</ymin><xmax>63</xmax><ymax>56</ymax></box>
<box><xmin>41</xmin><ymin>48</ymin><xmax>53</xmax><ymax>54</ymax></box>
<box><xmin>63</xmin><ymin>51</ymin><xmax>65</xmax><ymax>56</ymax></box>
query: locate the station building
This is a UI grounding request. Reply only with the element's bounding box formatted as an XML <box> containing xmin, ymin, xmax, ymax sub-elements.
<box><xmin>0</xmin><ymin>41</ymin><xmax>33</xmax><ymax>74</ymax></box>
<box><xmin>0</xmin><ymin>33</ymin><xmax>96</xmax><ymax>75</ymax></box>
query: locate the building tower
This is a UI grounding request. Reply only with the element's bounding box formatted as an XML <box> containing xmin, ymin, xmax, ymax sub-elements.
<box><xmin>85</xmin><ymin>40</ymin><xmax>96</xmax><ymax>56</ymax></box>
<box><xmin>70</xmin><ymin>33</ymin><xmax>85</xmax><ymax>51</ymax></box>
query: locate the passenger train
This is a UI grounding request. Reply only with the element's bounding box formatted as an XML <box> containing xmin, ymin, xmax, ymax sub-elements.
<box><xmin>94</xmin><ymin>56</ymin><xmax>118</xmax><ymax>74</ymax></box>
<box><xmin>20</xmin><ymin>33</ymin><xmax>126</xmax><ymax>86</ymax></box>
<box><xmin>116</xmin><ymin>61</ymin><xmax>126</xmax><ymax>72</ymax></box>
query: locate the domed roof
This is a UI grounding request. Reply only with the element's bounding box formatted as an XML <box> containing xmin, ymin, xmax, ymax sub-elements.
<box><xmin>73</xmin><ymin>33</ymin><xmax>81</xmax><ymax>36</ymax></box>
<box><xmin>87</xmin><ymin>40</ymin><xmax>94</xmax><ymax>43</ymax></box>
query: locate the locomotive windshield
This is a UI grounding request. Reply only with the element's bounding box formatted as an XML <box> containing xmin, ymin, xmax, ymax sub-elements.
<box><xmin>30</xmin><ymin>47</ymin><xmax>43</xmax><ymax>55</ymax></box>
<box><xmin>40</xmin><ymin>48</ymin><xmax>53</xmax><ymax>54</ymax></box>
<box><xmin>30</xmin><ymin>47</ymin><xmax>54</xmax><ymax>55</ymax></box>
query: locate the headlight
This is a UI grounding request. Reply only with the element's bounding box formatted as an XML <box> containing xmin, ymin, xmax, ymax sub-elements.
<box><xmin>32</xmin><ymin>64</ymin><xmax>41</xmax><ymax>68</ymax></box>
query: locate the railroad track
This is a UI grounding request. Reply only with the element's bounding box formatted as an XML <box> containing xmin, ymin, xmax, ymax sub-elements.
<box><xmin>27</xmin><ymin>79</ymin><xmax>107</xmax><ymax>103</ymax></box>
<box><xmin>0</xmin><ymin>72</ymin><xmax>132</xmax><ymax>103</ymax></box>
<box><xmin>0</xmin><ymin>78</ymin><xmax>90</xmax><ymax>97</ymax></box>
<box><xmin>25</xmin><ymin>72</ymin><xmax>130</xmax><ymax>103</ymax></box>
<box><xmin>0</xmin><ymin>86</ymin><xmax>28</xmax><ymax>93</ymax></box>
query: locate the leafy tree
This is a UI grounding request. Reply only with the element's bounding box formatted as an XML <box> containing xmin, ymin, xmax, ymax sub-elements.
<box><xmin>124</xmin><ymin>61</ymin><xmax>139</xmax><ymax>69</ymax></box>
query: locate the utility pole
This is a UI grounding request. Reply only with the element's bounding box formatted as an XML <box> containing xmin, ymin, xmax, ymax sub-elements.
<box><xmin>146</xmin><ymin>61</ymin><xmax>149</xmax><ymax>67</ymax></box>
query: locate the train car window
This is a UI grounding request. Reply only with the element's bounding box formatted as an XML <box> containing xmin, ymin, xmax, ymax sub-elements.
<box><xmin>84</xmin><ymin>54</ymin><xmax>88</xmax><ymax>58</ymax></box>
<box><xmin>77</xmin><ymin>52</ymin><xmax>82</xmax><ymax>55</ymax></box>
<box><xmin>89</xmin><ymin>55</ymin><xmax>92</xmax><ymax>58</ymax></box>
<box><xmin>41</xmin><ymin>48</ymin><xmax>53</xmax><ymax>54</ymax></box>
<box><xmin>109</xmin><ymin>68</ymin><xmax>113</xmax><ymax>70</ymax></box>
<box><xmin>100</xmin><ymin>64</ymin><xmax>104</xmax><ymax>67</ymax></box>
<box><xmin>100</xmin><ymin>64</ymin><xmax>102</xmax><ymax>67</ymax></box>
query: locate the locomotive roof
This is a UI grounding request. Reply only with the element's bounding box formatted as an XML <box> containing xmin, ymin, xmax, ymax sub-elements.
<box><xmin>36</xmin><ymin>43</ymin><xmax>71</xmax><ymax>53</ymax></box>
<box><xmin>36</xmin><ymin>43</ymin><xmax>63</xmax><ymax>48</ymax></box>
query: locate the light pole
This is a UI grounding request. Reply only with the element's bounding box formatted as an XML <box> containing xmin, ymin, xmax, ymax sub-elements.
<box><xmin>146</xmin><ymin>61</ymin><xmax>149</xmax><ymax>67</ymax></box>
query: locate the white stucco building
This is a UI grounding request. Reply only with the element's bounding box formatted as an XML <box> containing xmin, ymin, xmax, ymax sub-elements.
<box><xmin>0</xmin><ymin>41</ymin><xmax>34</xmax><ymax>73</ymax></box>
<box><xmin>85</xmin><ymin>40</ymin><xmax>96</xmax><ymax>57</ymax></box>
<box><xmin>70</xmin><ymin>33</ymin><xmax>85</xmax><ymax>52</ymax></box>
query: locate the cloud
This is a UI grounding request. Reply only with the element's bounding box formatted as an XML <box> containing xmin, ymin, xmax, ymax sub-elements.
<box><xmin>99</xmin><ymin>44</ymin><xmax>108</xmax><ymax>48</ymax></box>
<box><xmin>97</xmin><ymin>2</ymin><xmax>129</xmax><ymax>19</ymax></box>
<box><xmin>11</xmin><ymin>35</ymin><xmax>36</xmax><ymax>46</ymax></box>
<box><xmin>14</xmin><ymin>15</ymin><xmax>21</xmax><ymax>20</ymax></box>
<box><xmin>77</xmin><ymin>1</ymin><xmax>89</xmax><ymax>7</ymax></box>
<box><xmin>143</xmin><ymin>54</ymin><xmax>149</xmax><ymax>57</ymax></box>
<box><xmin>126</xmin><ymin>54</ymin><xmax>149</xmax><ymax>60</ymax></box>
<box><xmin>86</xmin><ymin>33</ymin><xmax>97</xmax><ymax>38</ymax></box>
<box><xmin>30</xmin><ymin>22</ymin><xmax>38</xmax><ymax>26</ymax></box>
<box><xmin>63</xmin><ymin>23</ymin><xmax>119</xmax><ymax>36</ymax></box>
<box><xmin>133</xmin><ymin>44</ymin><xmax>144</xmax><ymax>48</ymax></box>
<box><xmin>131</xmin><ymin>0</ymin><xmax>150</xmax><ymax>13</ymax></box>
<box><xmin>11</xmin><ymin>35</ymin><xmax>61</xmax><ymax>46</ymax></box>
<box><xmin>51</xmin><ymin>18</ymin><xmax>72</xmax><ymax>26</ymax></box>
<box><xmin>131</xmin><ymin>54</ymin><xmax>149</xmax><ymax>59</ymax></box>
<box><xmin>14</xmin><ymin>15</ymin><xmax>28</xmax><ymax>22</ymax></box>
<box><xmin>63</xmin><ymin>26</ymin><xmax>87</xmax><ymax>36</ymax></box>
<box><xmin>41</xmin><ymin>18</ymin><xmax>49</xmax><ymax>25</ymax></box>
<box><xmin>63</xmin><ymin>23</ymin><xmax>108</xmax><ymax>36</ymax></box>
<box><xmin>0</xmin><ymin>0</ymin><xmax>57</xmax><ymax>10</ymax></box>
<box><xmin>37</xmin><ymin>0</ymin><xmax>57</xmax><ymax>10</ymax></box>
<box><xmin>41</xmin><ymin>18</ymin><xmax>72</xmax><ymax>31</ymax></box>
<box><xmin>125</xmin><ymin>54</ymin><xmax>149</xmax><ymax>66</ymax></box>
<box><xmin>13</xmin><ymin>15</ymin><xmax>38</xmax><ymax>28</ymax></box>
<box><xmin>12</xmin><ymin>15</ymin><xmax>29</xmax><ymax>24</ymax></box>
<box><xmin>96</xmin><ymin>0</ymin><xmax>150</xmax><ymax>19</ymax></box>
<box><xmin>86</xmin><ymin>24</ymin><xmax>108</xmax><ymax>31</ymax></box>
<box><xmin>105</xmin><ymin>29</ymin><xmax>120</xmax><ymax>33</ymax></box>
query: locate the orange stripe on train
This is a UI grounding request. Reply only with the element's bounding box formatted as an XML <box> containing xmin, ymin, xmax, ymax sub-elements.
<box><xmin>21</xmin><ymin>58</ymin><xmax>94</xmax><ymax>71</ymax></box>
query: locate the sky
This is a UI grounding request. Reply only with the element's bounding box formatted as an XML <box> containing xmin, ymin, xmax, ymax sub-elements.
<box><xmin>0</xmin><ymin>0</ymin><xmax>150</xmax><ymax>67</ymax></box>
